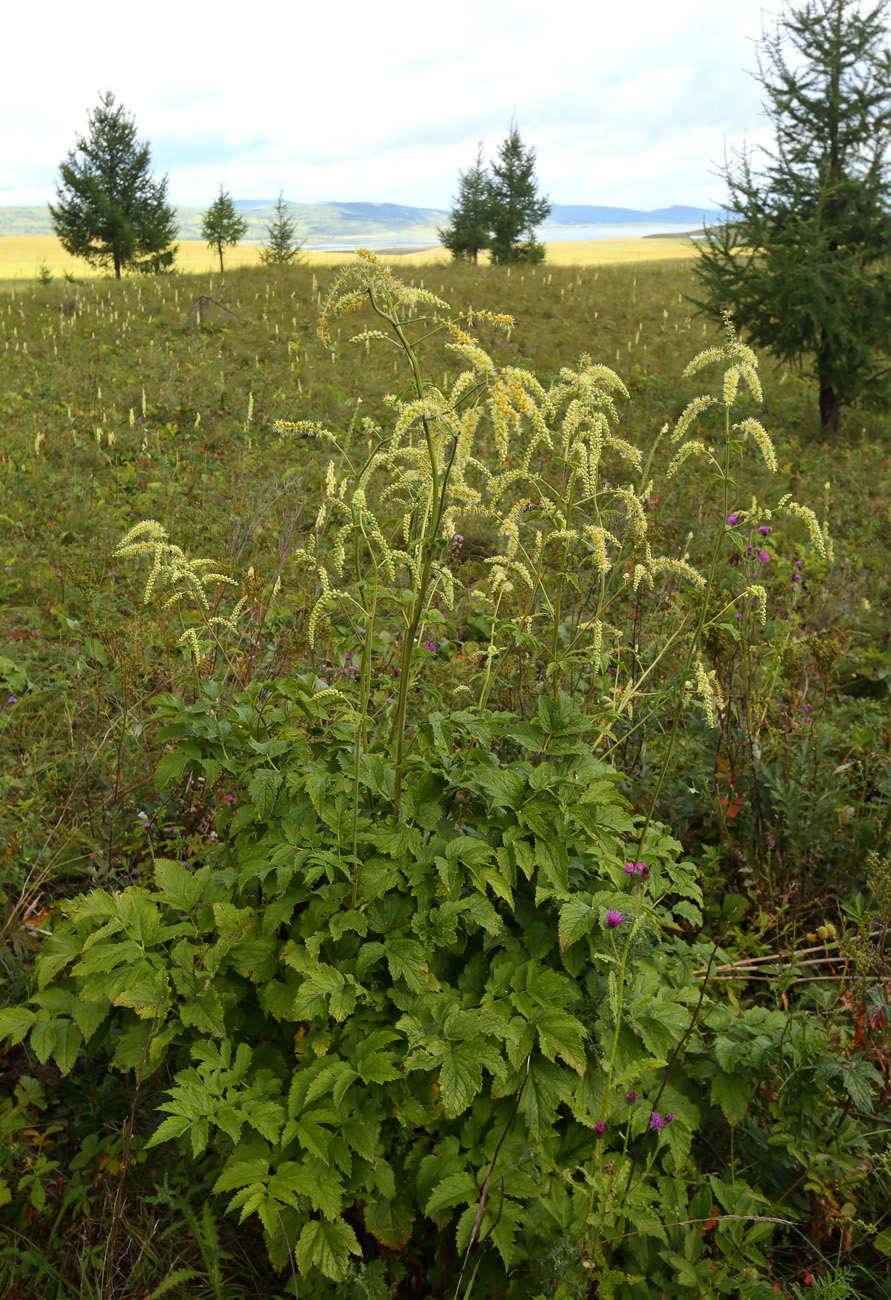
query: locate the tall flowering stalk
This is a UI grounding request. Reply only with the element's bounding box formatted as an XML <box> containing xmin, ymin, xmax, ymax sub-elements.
<box><xmin>274</xmin><ymin>252</ymin><xmax>710</xmax><ymax>813</ymax></box>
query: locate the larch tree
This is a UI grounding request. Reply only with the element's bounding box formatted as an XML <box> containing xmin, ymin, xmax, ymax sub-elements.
<box><xmin>439</xmin><ymin>144</ymin><xmax>492</xmax><ymax>264</ymax></box>
<box><xmin>50</xmin><ymin>91</ymin><xmax>177</xmax><ymax>279</ymax></box>
<box><xmin>201</xmin><ymin>187</ymin><xmax>249</xmax><ymax>273</ymax></box>
<box><xmin>259</xmin><ymin>191</ymin><xmax>304</xmax><ymax>267</ymax></box>
<box><xmin>487</xmin><ymin>123</ymin><xmax>551</xmax><ymax>265</ymax></box>
<box><xmin>694</xmin><ymin>0</ymin><xmax>891</xmax><ymax>431</ymax></box>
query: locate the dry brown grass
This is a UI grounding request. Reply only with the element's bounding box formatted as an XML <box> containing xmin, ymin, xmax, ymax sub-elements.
<box><xmin>0</xmin><ymin>233</ymin><xmax>700</xmax><ymax>282</ymax></box>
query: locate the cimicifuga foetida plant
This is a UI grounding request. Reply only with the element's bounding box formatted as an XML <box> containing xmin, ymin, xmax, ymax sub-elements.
<box><xmin>0</xmin><ymin>254</ymin><xmax>849</xmax><ymax>1300</ymax></box>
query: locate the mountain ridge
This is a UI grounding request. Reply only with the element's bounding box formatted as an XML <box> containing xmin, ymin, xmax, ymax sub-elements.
<box><xmin>0</xmin><ymin>200</ymin><xmax>726</xmax><ymax>242</ymax></box>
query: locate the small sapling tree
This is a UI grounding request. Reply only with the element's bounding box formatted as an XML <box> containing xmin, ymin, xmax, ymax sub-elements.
<box><xmin>694</xmin><ymin>0</ymin><xmax>891</xmax><ymax>431</ymax></box>
<box><xmin>259</xmin><ymin>190</ymin><xmax>304</xmax><ymax>267</ymax></box>
<box><xmin>201</xmin><ymin>186</ymin><xmax>249</xmax><ymax>273</ymax></box>
<box><xmin>50</xmin><ymin>90</ymin><xmax>177</xmax><ymax>279</ymax></box>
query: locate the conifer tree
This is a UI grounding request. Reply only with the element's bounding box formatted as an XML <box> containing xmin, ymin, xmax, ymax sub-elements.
<box><xmin>439</xmin><ymin>145</ymin><xmax>491</xmax><ymax>264</ymax></box>
<box><xmin>201</xmin><ymin>186</ymin><xmax>249</xmax><ymax>273</ymax></box>
<box><xmin>694</xmin><ymin>0</ymin><xmax>891</xmax><ymax>431</ymax></box>
<box><xmin>50</xmin><ymin>91</ymin><xmax>177</xmax><ymax>280</ymax></box>
<box><xmin>487</xmin><ymin>123</ymin><xmax>551</xmax><ymax>265</ymax></box>
<box><xmin>259</xmin><ymin>191</ymin><xmax>304</xmax><ymax>267</ymax></box>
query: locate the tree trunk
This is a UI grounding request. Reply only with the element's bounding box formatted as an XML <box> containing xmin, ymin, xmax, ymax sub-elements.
<box><xmin>819</xmin><ymin>381</ymin><xmax>842</xmax><ymax>432</ymax></box>
<box><xmin>114</xmin><ymin>250</ymin><xmax>121</xmax><ymax>280</ymax></box>
<box><xmin>218</xmin><ymin>246</ymin><xmax>224</xmax><ymax>274</ymax></box>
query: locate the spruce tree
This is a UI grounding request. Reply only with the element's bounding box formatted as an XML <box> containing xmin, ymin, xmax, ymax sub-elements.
<box><xmin>201</xmin><ymin>187</ymin><xmax>249</xmax><ymax>273</ymax></box>
<box><xmin>259</xmin><ymin>191</ymin><xmax>304</xmax><ymax>267</ymax></box>
<box><xmin>439</xmin><ymin>145</ymin><xmax>491</xmax><ymax>264</ymax></box>
<box><xmin>50</xmin><ymin>91</ymin><xmax>177</xmax><ymax>280</ymax></box>
<box><xmin>694</xmin><ymin>0</ymin><xmax>891</xmax><ymax>431</ymax></box>
<box><xmin>487</xmin><ymin>124</ymin><xmax>551</xmax><ymax>265</ymax></box>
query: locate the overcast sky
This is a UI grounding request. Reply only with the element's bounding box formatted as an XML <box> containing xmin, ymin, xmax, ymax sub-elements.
<box><xmin>1</xmin><ymin>0</ymin><xmax>812</xmax><ymax>212</ymax></box>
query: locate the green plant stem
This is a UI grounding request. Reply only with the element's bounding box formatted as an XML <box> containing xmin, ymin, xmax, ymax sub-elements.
<box><xmin>351</xmin><ymin>566</ymin><xmax>378</xmax><ymax>908</ymax></box>
<box><xmin>366</xmin><ymin>293</ymin><xmax>461</xmax><ymax>810</ymax></box>
<box><xmin>634</xmin><ymin>406</ymin><xmax>734</xmax><ymax>857</ymax></box>
<box><xmin>550</xmin><ymin>471</ymin><xmax>578</xmax><ymax>700</ymax></box>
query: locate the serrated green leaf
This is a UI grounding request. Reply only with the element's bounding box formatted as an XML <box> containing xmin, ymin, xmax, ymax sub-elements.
<box><xmin>248</xmin><ymin>768</ymin><xmax>283</xmax><ymax>818</ymax></box>
<box><xmin>364</xmin><ymin>1194</ymin><xmax>415</xmax><ymax>1248</ymax></box>
<box><xmin>635</xmin><ymin>1000</ymin><xmax>689</xmax><ymax>1058</ymax></box>
<box><xmin>714</xmin><ymin>1034</ymin><xmax>746</xmax><ymax>1072</ymax></box>
<box><xmin>439</xmin><ymin>1044</ymin><xmax>483</xmax><ymax>1116</ymax></box>
<box><xmin>295</xmin><ymin>1217</ymin><xmax>360</xmax><ymax>1281</ymax></box>
<box><xmin>246</xmin><ymin>1100</ymin><xmax>285</xmax><ymax>1143</ymax></box>
<box><xmin>472</xmin><ymin>767</ymin><xmax>525</xmax><ymax>809</ymax></box>
<box><xmin>356</xmin><ymin>1052</ymin><xmax>401</xmax><ymax>1085</ymax></box>
<box><xmin>711</xmin><ymin>1072</ymin><xmax>752</xmax><ymax>1126</ymax></box>
<box><xmin>213</xmin><ymin>1157</ymin><xmax>270</xmax><ymax>1194</ymax></box>
<box><xmin>30</xmin><ymin>1017</ymin><xmax>56</xmax><ymax>1064</ymax></box>
<box><xmin>153</xmin><ymin>859</ymin><xmax>210</xmax><ymax>911</ymax></box>
<box><xmin>34</xmin><ymin>930</ymin><xmax>84</xmax><ymax>988</ymax></box>
<box><xmin>0</xmin><ymin>1006</ymin><xmax>37</xmax><ymax>1045</ymax></box>
<box><xmin>50</xmin><ymin>1019</ymin><xmax>83</xmax><ymax>1075</ymax></box>
<box><xmin>266</xmin><ymin>1162</ymin><xmax>317</xmax><ymax>1206</ymax></box>
<box><xmin>612</xmin><ymin>1057</ymin><xmax>666</xmax><ymax>1090</ymax></box>
<box><xmin>535</xmin><ymin>1009</ymin><xmax>586</xmax><ymax>1074</ymax></box>
<box><xmin>537</xmin><ymin>691</ymin><xmax>590</xmax><ymax>737</ymax></box>
<box><xmin>535</xmin><ymin>835</ymin><xmax>570</xmax><ymax>893</ymax></box>
<box><xmin>425</xmin><ymin>1170</ymin><xmax>478</xmax><ymax>1215</ymax></box>
<box><xmin>180</xmin><ymin>989</ymin><xmax>226</xmax><ymax>1037</ymax></box>
<box><xmin>558</xmin><ymin>899</ymin><xmax>596</xmax><ymax>953</ymax></box>
<box><xmin>146</xmin><ymin>1115</ymin><xmax>191</xmax><ymax>1147</ymax></box>
<box><xmin>385</xmin><ymin>937</ymin><xmax>427</xmax><ymax>992</ymax></box>
<box><xmin>155</xmin><ymin>750</ymin><xmax>191</xmax><ymax>791</ymax></box>
<box><xmin>70</xmin><ymin>997</ymin><xmax>110</xmax><ymax>1042</ymax></box>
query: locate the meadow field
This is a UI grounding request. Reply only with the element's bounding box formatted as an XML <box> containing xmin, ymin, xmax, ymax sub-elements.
<box><xmin>1</xmin><ymin>251</ymin><xmax>890</xmax><ymax>1299</ymax></box>
<box><xmin>0</xmin><ymin>232</ymin><xmax>699</xmax><ymax>281</ymax></box>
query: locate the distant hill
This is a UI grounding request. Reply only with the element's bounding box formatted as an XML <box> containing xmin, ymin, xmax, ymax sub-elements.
<box><xmin>0</xmin><ymin>200</ymin><xmax>728</xmax><ymax>243</ymax></box>
<box><xmin>0</xmin><ymin>201</ymin><xmax>450</xmax><ymax>243</ymax></box>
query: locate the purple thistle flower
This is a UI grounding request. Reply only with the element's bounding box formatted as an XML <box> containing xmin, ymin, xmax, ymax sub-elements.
<box><xmin>649</xmin><ymin>1111</ymin><xmax>665</xmax><ymax>1131</ymax></box>
<box><xmin>606</xmin><ymin>909</ymin><xmax>624</xmax><ymax>929</ymax></box>
<box><xmin>624</xmin><ymin>1091</ymin><xmax>637</xmax><ymax>1104</ymax></box>
<box><xmin>664</xmin><ymin>1113</ymin><xmax>675</xmax><ymax>1124</ymax></box>
<box><xmin>758</xmin><ymin>551</ymin><xmax>770</xmax><ymax>563</ymax></box>
<box><xmin>758</xmin><ymin>526</ymin><xmax>772</xmax><ymax>536</ymax></box>
<box><xmin>594</xmin><ymin>1121</ymin><xmax>606</xmax><ymax>1135</ymax></box>
<box><xmin>726</xmin><ymin>513</ymin><xmax>739</xmax><ymax>525</ymax></box>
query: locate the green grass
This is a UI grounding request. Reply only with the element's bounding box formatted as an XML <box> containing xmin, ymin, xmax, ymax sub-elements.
<box><xmin>2</xmin><ymin>254</ymin><xmax>890</xmax><ymax>1297</ymax></box>
<box><xmin>2</xmin><ymin>254</ymin><xmax>889</xmax><ymax>913</ymax></box>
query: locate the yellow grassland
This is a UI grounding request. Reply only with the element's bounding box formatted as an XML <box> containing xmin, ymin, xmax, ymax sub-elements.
<box><xmin>0</xmin><ymin>233</ymin><xmax>700</xmax><ymax>283</ymax></box>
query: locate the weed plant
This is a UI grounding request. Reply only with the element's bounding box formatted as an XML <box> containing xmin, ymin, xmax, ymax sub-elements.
<box><xmin>0</xmin><ymin>255</ymin><xmax>890</xmax><ymax>1296</ymax></box>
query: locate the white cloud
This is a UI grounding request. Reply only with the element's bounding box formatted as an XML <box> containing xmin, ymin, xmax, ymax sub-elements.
<box><xmin>0</xmin><ymin>0</ymin><xmax>837</xmax><ymax>210</ymax></box>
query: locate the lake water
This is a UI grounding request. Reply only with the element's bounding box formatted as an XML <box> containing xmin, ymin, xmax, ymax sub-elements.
<box><xmin>302</xmin><ymin>222</ymin><xmax>703</xmax><ymax>252</ymax></box>
<box><xmin>539</xmin><ymin>222</ymin><xmax>703</xmax><ymax>242</ymax></box>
